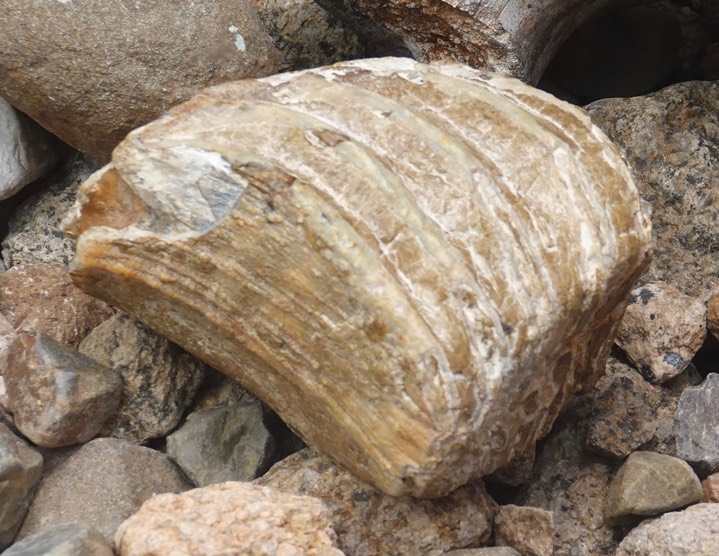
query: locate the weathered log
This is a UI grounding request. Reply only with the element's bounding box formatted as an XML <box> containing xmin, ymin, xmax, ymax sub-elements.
<box><xmin>315</xmin><ymin>0</ymin><xmax>614</xmax><ymax>83</ymax></box>
<box><xmin>62</xmin><ymin>58</ymin><xmax>651</xmax><ymax>497</ymax></box>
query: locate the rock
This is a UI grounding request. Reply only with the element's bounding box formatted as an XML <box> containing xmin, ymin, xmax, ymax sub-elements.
<box><xmin>16</xmin><ymin>437</ymin><xmax>191</xmax><ymax>543</ymax></box>
<box><xmin>604</xmin><ymin>451</ymin><xmax>703</xmax><ymax>525</ymax></box>
<box><xmin>587</xmin><ymin>81</ymin><xmax>719</xmax><ymax>298</ymax></box>
<box><xmin>166</xmin><ymin>399</ymin><xmax>276</xmax><ymax>486</ymax></box>
<box><xmin>494</xmin><ymin>504</ymin><xmax>554</xmax><ymax>556</ymax></box>
<box><xmin>5</xmin><ymin>332</ymin><xmax>122</xmax><ymax>448</ymax></box>
<box><xmin>0</xmin><ymin>264</ymin><xmax>114</xmax><ymax>349</ymax></box>
<box><xmin>486</xmin><ymin>446</ymin><xmax>536</xmax><ymax>488</ymax></box>
<box><xmin>315</xmin><ymin>0</ymin><xmax>612</xmax><ymax>83</ymax></box>
<box><xmin>0</xmin><ymin>98</ymin><xmax>60</xmax><ymax>201</ymax></box>
<box><xmin>445</xmin><ymin>549</ymin><xmax>521</xmax><ymax>556</ymax></box>
<box><xmin>63</xmin><ymin>58</ymin><xmax>652</xmax><ymax>497</ymax></box>
<box><xmin>249</xmin><ymin>0</ymin><xmax>364</xmax><ymax>72</ymax></box>
<box><xmin>191</xmin><ymin>366</ymin><xmax>256</xmax><ymax>412</ymax></box>
<box><xmin>0</xmin><ymin>1</ymin><xmax>280</xmax><ymax>163</ymax></box>
<box><xmin>674</xmin><ymin>373</ymin><xmax>719</xmax><ymax>474</ymax></box>
<box><xmin>585</xmin><ymin>358</ymin><xmax>661</xmax><ymax>458</ymax></box>
<box><xmin>0</xmin><ymin>423</ymin><xmax>43</xmax><ymax>551</ymax></box>
<box><xmin>615</xmin><ymin>503</ymin><xmax>719</xmax><ymax>555</ymax></box>
<box><xmin>707</xmin><ymin>293</ymin><xmax>719</xmax><ymax>343</ymax></box>
<box><xmin>616</xmin><ymin>282</ymin><xmax>706</xmax><ymax>383</ymax></box>
<box><xmin>2</xmin><ymin>522</ymin><xmax>112</xmax><ymax>556</ymax></box>
<box><xmin>2</xmin><ymin>154</ymin><xmax>99</xmax><ymax>271</ymax></box>
<box><xmin>114</xmin><ymin>482</ymin><xmax>343</xmax><ymax>556</ymax></box>
<box><xmin>0</xmin><ymin>313</ymin><xmax>16</xmax><ymax>406</ymax></box>
<box><xmin>78</xmin><ymin>313</ymin><xmax>205</xmax><ymax>444</ymax></box>
<box><xmin>255</xmin><ymin>448</ymin><xmax>497</xmax><ymax>555</ymax></box>
<box><xmin>701</xmin><ymin>472</ymin><xmax>719</xmax><ymax>502</ymax></box>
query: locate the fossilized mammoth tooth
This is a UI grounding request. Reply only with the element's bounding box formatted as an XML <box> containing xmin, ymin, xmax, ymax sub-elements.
<box><xmin>62</xmin><ymin>58</ymin><xmax>651</xmax><ymax>498</ymax></box>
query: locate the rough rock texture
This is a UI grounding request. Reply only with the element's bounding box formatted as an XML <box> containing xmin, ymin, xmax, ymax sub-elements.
<box><xmin>250</xmin><ymin>0</ymin><xmax>364</xmax><ymax>71</ymax></box>
<box><xmin>315</xmin><ymin>0</ymin><xmax>612</xmax><ymax>83</ymax></box>
<box><xmin>166</xmin><ymin>400</ymin><xmax>276</xmax><ymax>486</ymax></box>
<box><xmin>0</xmin><ymin>423</ymin><xmax>43</xmax><ymax>551</ymax></box>
<box><xmin>446</xmin><ymin>550</ymin><xmax>521</xmax><ymax>556</ymax></box>
<box><xmin>0</xmin><ymin>312</ymin><xmax>16</xmax><ymax>387</ymax></box>
<box><xmin>604</xmin><ymin>451</ymin><xmax>703</xmax><ymax>525</ymax></box>
<box><xmin>487</xmin><ymin>446</ymin><xmax>536</xmax><ymax>487</ymax></box>
<box><xmin>708</xmin><ymin>293</ymin><xmax>719</xmax><ymax>343</ymax></box>
<box><xmin>0</xmin><ymin>264</ymin><xmax>114</xmax><ymax>348</ymax></box>
<box><xmin>674</xmin><ymin>373</ymin><xmax>719</xmax><ymax>474</ymax></box>
<box><xmin>2</xmin><ymin>522</ymin><xmax>113</xmax><ymax>556</ymax></box>
<box><xmin>587</xmin><ymin>81</ymin><xmax>719</xmax><ymax>298</ymax></box>
<box><xmin>78</xmin><ymin>313</ymin><xmax>205</xmax><ymax>444</ymax></box>
<box><xmin>0</xmin><ymin>97</ymin><xmax>60</xmax><ymax>201</ymax></box>
<box><xmin>17</xmin><ymin>438</ymin><xmax>192</xmax><ymax>543</ymax></box>
<box><xmin>114</xmin><ymin>482</ymin><xmax>344</xmax><ymax>556</ymax></box>
<box><xmin>494</xmin><ymin>504</ymin><xmax>554</xmax><ymax>556</ymax></box>
<box><xmin>616</xmin><ymin>282</ymin><xmax>706</xmax><ymax>383</ymax></box>
<box><xmin>191</xmin><ymin>366</ymin><xmax>256</xmax><ymax>412</ymax></box>
<box><xmin>5</xmin><ymin>332</ymin><xmax>122</xmax><ymax>448</ymax></box>
<box><xmin>2</xmin><ymin>155</ymin><xmax>99</xmax><ymax>271</ymax></box>
<box><xmin>0</xmin><ymin>1</ymin><xmax>281</xmax><ymax>163</ymax></box>
<box><xmin>585</xmin><ymin>358</ymin><xmax>661</xmax><ymax>458</ymax></box>
<box><xmin>615</xmin><ymin>503</ymin><xmax>719</xmax><ymax>555</ymax></box>
<box><xmin>702</xmin><ymin>472</ymin><xmax>719</xmax><ymax>502</ymax></box>
<box><xmin>255</xmin><ymin>448</ymin><xmax>497</xmax><ymax>555</ymax></box>
<box><xmin>63</xmin><ymin>58</ymin><xmax>652</xmax><ymax>497</ymax></box>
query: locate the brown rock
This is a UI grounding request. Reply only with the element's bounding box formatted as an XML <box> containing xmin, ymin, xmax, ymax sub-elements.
<box><xmin>588</xmin><ymin>81</ymin><xmax>719</xmax><ymax>298</ymax></box>
<box><xmin>446</xmin><ymin>550</ymin><xmax>521</xmax><ymax>556</ymax></box>
<box><xmin>255</xmin><ymin>448</ymin><xmax>497</xmax><ymax>555</ymax></box>
<box><xmin>79</xmin><ymin>313</ymin><xmax>205</xmax><ymax>444</ymax></box>
<box><xmin>0</xmin><ymin>264</ymin><xmax>114</xmax><ymax>349</ymax></box>
<box><xmin>5</xmin><ymin>332</ymin><xmax>122</xmax><ymax>448</ymax></box>
<box><xmin>0</xmin><ymin>313</ymin><xmax>16</xmax><ymax>408</ymax></box>
<box><xmin>17</xmin><ymin>437</ymin><xmax>192</xmax><ymax>543</ymax></box>
<box><xmin>316</xmin><ymin>0</ymin><xmax>613</xmax><ymax>83</ymax></box>
<box><xmin>708</xmin><ymin>294</ymin><xmax>719</xmax><ymax>343</ymax></box>
<box><xmin>62</xmin><ymin>58</ymin><xmax>651</xmax><ymax>497</ymax></box>
<box><xmin>2</xmin><ymin>522</ymin><xmax>113</xmax><ymax>556</ymax></box>
<box><xmin>702</xmin><ymin>473</ymin><xmax>719</xmax><ymax>503</ymax></box>
<box><xmin>0</xmin><ymin>1</ymin><xmax>280</xmax><ymax>162</ymax></box>
<box><xmin>616</xmin><ymin>282</ymin><xmax>706</xmax><ymax>383</ymax></box>
<box><xmin>114</xmin><ymin>482</ymin><xmax>344</xmax><ymax>556</ymax></box>
<box><xmin>494</xmin><ymin>504</ymin><xmax>554</xmax><ymax>556</ymax></box>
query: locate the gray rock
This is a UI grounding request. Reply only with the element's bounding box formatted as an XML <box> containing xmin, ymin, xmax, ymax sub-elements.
<box><xmin>445</xmin><ymin>549</ymin><xmax>521</xmax><ymax>556</ymax></box>
<box><xmin>615</xmin><ymin>503</ymin><xmax>719</xmax><ymax>555</ymax></box>
<box><xmin>494</xmin><ymin>504</ymin><xmax>554</xmax><ymax>556</ymax></box>
<box><xmin>674</xmin><ymin>373</ymin><xmax>719</xmax><ymax>474</ymax></box>
<box><xmin>0</xmin><ymin>313</ymin><xmax>16</xmax><ymax>407</ymax></box>
<box><xmin>585</xmin><ymin>358</ymin><xmax>661</xmax><ymax>458</ymax></box>
<box><xmin>0</xmin><ymin>1</ymin><xmax>280</xmax><ymax>162</ymax></box>
<box><xmin>191</xmin><ymin>366</ymin><xmax>256</xmax><ymax>412</ymax></box>
<box><xmin>616</xmin><ymin>282</ymin><xmax>706</xmax><ymax>383</ymax></box>
<box><xmin>5</xmin><ymin>332</ymin><xmax>122</xmax><ymax>448</ymax></box>
<box><xmin>487</xmin><ymin>446</ymin><xmax>536</xmax><ymax>487</ymax></box>
<box><xmin>0</xmin><ymin>423</ymin><xmax>43</xmax><ymax>551</ymax></box>
<box><xmin>2</xmin><ymin>522</ymin><xmax>112</xmax><ymax>556</ymax></box>
<box><xmin>79</xmin><ymin>313</ymin><xmax>205</xmax><ymax>444</ymax></box>
<box><xmin>604</xmin><ymin>451</ymin><xmax>703</xmax><ymax>525</ymax></box>
<box><xmin>708</xmin><ymin>293</ymin><xmax>719</xmax><ymax>343</ymax></box>
<box><xmin>588</xmin><ymin>81</ymin><xmax>719</xmax><ymax>298</ymax></box>
<box><xmin>0</xmin><ymin>98</ymin><xmax>60</xmax><ymax>201</ymax></box>
<box><xmin>2</xmin><ymin>155</ymin><xmax>98</xmax><ymax>271</ymax></box>
<box><xmin>166</xmin><ymin>400</ymin><xmax>276</xmax><ymax>487</ymax></box>
<box><xmin>16</xmin><ymin>437</ymin><xmax>191</xmax><ymax>543</ymax></box>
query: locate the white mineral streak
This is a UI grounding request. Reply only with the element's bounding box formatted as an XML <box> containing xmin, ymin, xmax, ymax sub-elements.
<box><xmin>62</xmin><ymin>58</ymin><xmax>651</xmax><ymax>497</ymax></box>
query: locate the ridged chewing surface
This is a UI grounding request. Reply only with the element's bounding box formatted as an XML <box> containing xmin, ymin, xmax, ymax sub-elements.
<box><xmin>62</xmin><ymin>58</ymin><xmax>651</xmax><ymax>497</ymax></box>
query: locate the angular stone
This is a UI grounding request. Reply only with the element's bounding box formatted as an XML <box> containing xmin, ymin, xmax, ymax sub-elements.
<box><xmin>615</xmin><ymin>503</ymin><xmax>719</xmax><ymax>556</ymax></box>
<box><xmin>315</xmin><ymin>0</ymin><xmax>612</xmax><ymax>83</ymax></box>
<box><xmin>5</xmin><ymin>332</ymin><xmax>122</xmax><ymax>448</ymax></box>
<box><xmin>702</xmin><ymin>472</ymin><xmax>719</xmax><ymax>503</ymax></box>
<box><xmin>114</xmin><ymin>482</ymin><xmax>343</xmax><ymax>556</ymax></box>
<box><xmin>2</xmin><ymin>155</ymin><xmax>99</xmax><ymax>271</ymax></box>
<box><xmin>250</xmin><ymin>0</ymin><xmax>364</xmax><ymax>72</ymax></box>
<box><xmin>0</xmin><ymin>97</ymin><xmax>60</xmax><ymax>201</ymax></box>
<box><xmin>446</xmin><ymin>550</ymin><xmax>521</xmax><ymax>556</ymax></box>
<box><xmin>487</xmin><ymin>446</ymin><xmax>536</xmax><ymax>488</ymax></box>
<box><xmin>2</xmin><ymin>522</ymin><xmax>113</xmax><ymax>556</ymax></box>
<box><xmin>255</xmin><ymin>448</ymin><xmax>497</xmax><ymax>555</ymax></box>
<box><xmin>494</xmin><ymin>504</ymin><xmax>554</xmax><ymax>556</ymax></box>
<box><xmin>191</xmin><ymin>366</ymin><xmax>256</xmax><ymax>412</ymax></box>
<box><xmin>166</xmin><ymin>400</ymin><xmax>276</xmax><ymax>486</ymax></box>
<box><xmin>616</xmin><ymin>282</ymin><xmax>706</xmax><ymax>383</ymax></box>
<box><xmin>79</xmin><ymin>313</ymin><xmax>206</xmax><ymax>444</ymax></box>
<box><xmin>708</xmin><ymin>293</ymin><xmax>719</xmax><ymax>343</ymax></box>
<box><xmin>674</xmin><ymin>373</ymin><xmax>719</xmax><ymax>474</ymax></box>
<box><xmin>587</xmin><ymin>81</ymin><xmax>719</xmax><ymax>298</ymax></box>
<box><xmin>0</xmin><ymin>264</ymin><xmax>114</xmax><ymax>349</ymax></box>
<box><xmin>0</xmin><ymin>1</ymin><xmax>280</xmax><ymax>163</ymax></box>
<box><xmin>585</xmin><ymin>358</ymin><xmax>661</xmax><ymax>458</ymax></box>
<box><xmin>17</xmin><ymin>438</ymin><xmax>191</xmax><ymax>543</ymax></box>
<box><xmin>63</xmin><ymin>58</ymin><xmax>651</xmax><ymax>497</ymax></box>
<box><xmin>0</xmin><ymin>312</ymin><xmax>16</xmax><ymax>406</ymax></box>
<box><xmin>0</xmin><ymin>423</ymin><xmax>43</xmax><ymax>551</ymax></box>
<box><xmin>604</xmin><ymin>451</ymin><xmax>703</xmax><ymax>525</ymax></box>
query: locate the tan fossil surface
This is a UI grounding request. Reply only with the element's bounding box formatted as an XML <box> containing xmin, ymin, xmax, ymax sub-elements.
<box><xmin>62</xmin><ymin>58</ymin><xmax>651</xmax><ymax>498</ymax></box>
